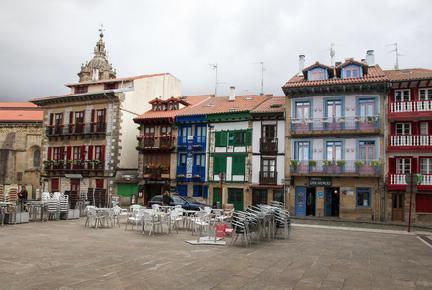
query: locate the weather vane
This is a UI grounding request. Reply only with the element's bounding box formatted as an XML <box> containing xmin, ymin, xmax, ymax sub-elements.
<box><xmin>99</xmin><ymin>24</ymin><xmax>105</xmax><ymax>37</ymax></box>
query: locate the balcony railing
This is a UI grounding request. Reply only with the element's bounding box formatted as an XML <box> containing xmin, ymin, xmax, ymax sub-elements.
<box><xmin>388</xmin><ymin>174</ymin><xmax>432</xmax><ymax>186</ymax></box>
<box><xmin>44</xmin><ymin>160</ymin><xmax>105</xmax><ymax>172</ymax></box>
<box><xmin>259</xmin><ymin>171</ymin><xmax>277</xmax><ymax>184</ymax></box>
<box><xmin>390</xmin><ymin>135</ymin><xmax>432</xmax><ymax>148</ymax></box>
<box><xmin>390</xmin><ymin>100</ymin><xmax>432</xmax><ymax>113</ymax></box>
<box><xmin>176</xmin><ymin>165</ymin><xmax>205</xmax><ymax>179</ymax></box>
<box><xmin>144</xmin><ymin>166</ymin><xmax>169</xmax><ymax>177</ymax></box>
<box><xmin>46</xmin><ymin>123</ymin><xmax>106</xmax><ymax>136</ymax></box>
<box><xmin>260</xmin><ymin>138</ymin><xmax>278</xmax><ymax>154</ymax></box>
<box><xmin>137</xmin><ymin>136</ymin><xmax>175</xmax><ymax>150</ymax></box>
<box><xmin>291</xmin><ymin>160</ymin><xmax>382</xmax><ymax>175</ymax></box>
<box><xmin>291</xmin><ymin>116</ymin><xmax>380</xmax><ymax>134</ymax></box>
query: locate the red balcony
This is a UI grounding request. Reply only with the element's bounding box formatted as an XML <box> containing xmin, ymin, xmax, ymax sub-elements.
<box><xmin>388</xmin><ymin>101</ymin><xmax>432</xmax><ymax>119</ymax></box>
<box><xmin>387</xmin><ymin>173</ymin><xmax>432</xmax><ymax>191</ymax></box>
<box><xmin>389</xmin><ymin>135</ymin><xmax>432</xmax><ymax>151</ymax></box>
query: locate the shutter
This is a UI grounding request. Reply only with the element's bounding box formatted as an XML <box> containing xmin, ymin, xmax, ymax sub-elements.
<box><xmin>412</xmin><ymin>158</ymin><xmax>417</xmax><ymax>173</ymax></box>
<box><xmin>91</xmin><ymin>109</ymin><xmax>95</xmax><ymax>123</ymax></box>
<box><xmin>103</xmin><ymin>108</ymin><xmax>107</xmax><ymax>123</ymax></box>
<box><xmin>81</xmin><ymin>145</ymin><xmax>86</xmax><ymax>161</ymax></box>
<box><xmin>389</xmin><ymin>158</ymin><xmax>395</xmax><ymax>174</ymax></box>
<box><xmin>228</xmin><ymin>131</ymin><xmax>235</xmax><ymax>146</ymax></box>
<box><xmin>215</xmin><ymin>132</ymin><xmax>221</xmax><ymax>147</ymax></box>
<box><xmin>203</xmin><ymin>186</ymin><xmax>208</xmax><ymax>198</ymax></box>
<box><xmin>213</xmin><ymin>156</ymin><xmax>221</xmax><ymax>174</ymax></box>
<box><xmin>49</xmin><ymin>113</ymin><xmax>54</xmax><ymax>125</ymax></box>
<box><xmin>47</xmin><ymin>147</ymin><xmax>52</xmax><ymax>160</ymax></box>
<box><xmin>67</xmin><ymin>146</ymin><xmax>72</xmax><ymax>160</ymax></box>
<box><xmin>100</xmin><ymin>145</ymin><xmax>105</xmax><ymax>160</ymax></box>
<box><xmin>246</xmin><ymin>129</ymin><xmax>252</xmax><ymax>146</ymax></box>
<box><xmin>232</xmin><ymin>155</ymin><xmax>245</xmax><ymax>175</ymax></box>
<box><xmin>69</xmin><ymin>112</ymin><xmax>74</xmax><ymax>124</ymax></box>
<box><xmin>88</xmin><ymin>145</ymin><xmax>93</xmax><ymax>160</ymax></box>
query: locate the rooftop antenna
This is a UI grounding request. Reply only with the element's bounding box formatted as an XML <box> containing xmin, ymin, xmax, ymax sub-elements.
<box><xmin>387</xmin><ymin>43</ymin><xmax>403</xmax><ymax>70</ymax></box>
<box><xmin>209</xmin><ymin>63</ymin><xmax>218</xmax><ymax>96</ymax></box>
<box><xmin>98</xmin><ymin>23</ymin><xmax>105</xmax><ymax>37</ymax></box>
<box><xmin>330</xmin><ymin>43</ymin><xmax>336</xmax><ymax>66</ymax></box>
<box><xmin>253</xmin><ymin>61</ymin><xmax>265</xmax><ymax>95</ymax></box>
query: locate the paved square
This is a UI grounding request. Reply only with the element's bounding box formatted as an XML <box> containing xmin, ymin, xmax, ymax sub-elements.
<box><xmin>0</xmin><ymin>220</ymin><xmax>431</xmax><ymax>289</ymax></box>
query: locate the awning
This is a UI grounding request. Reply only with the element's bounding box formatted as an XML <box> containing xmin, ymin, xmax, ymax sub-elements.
<box><xmin>64</xmin><ymin>174</ymin><xmax>83</xmax><ymax>179</ymax></box>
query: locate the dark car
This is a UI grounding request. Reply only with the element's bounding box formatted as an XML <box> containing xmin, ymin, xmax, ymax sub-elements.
<box><xmin>147</xmin><ymin>194</ymin><xmax>208</xmax><ymax>211</ymax></box>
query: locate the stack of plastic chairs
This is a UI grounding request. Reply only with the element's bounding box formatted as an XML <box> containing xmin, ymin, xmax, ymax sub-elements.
<box><xmin>59</xmin><ymin>193</ymin><xmax>69</xmax><ymax>218</ymax></box>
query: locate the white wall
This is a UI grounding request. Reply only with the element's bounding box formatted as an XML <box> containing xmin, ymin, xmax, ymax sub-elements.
<box><xmin>252</xmin><ymin>121</ymin><xmax>261</xmax><ymax>154</ymax></box>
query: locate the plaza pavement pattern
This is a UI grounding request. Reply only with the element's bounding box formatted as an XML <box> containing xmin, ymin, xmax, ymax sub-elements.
<box><xmin>0</xmin><ymin>219</ymin><xmax>431</xmax><ymax>290</ymax></box>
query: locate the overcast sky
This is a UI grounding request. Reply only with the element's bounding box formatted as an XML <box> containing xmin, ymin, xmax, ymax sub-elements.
<box><xmin>0</xmin><ymin>0</ymin><xmax>431</xmax><ymax>101</ymax></box>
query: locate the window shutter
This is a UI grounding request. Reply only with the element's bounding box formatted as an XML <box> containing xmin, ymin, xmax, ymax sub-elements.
<box><xmin>228</xmin><ymin>131</ymin><xmax>235</xmax><ymax>146</ymax></box>
<box><xmin>215</xmin><ymin>132</ymin><xmax>221</xmax><ymax>146</ymax></box>
<box><xmin>81</xmin><ymin>145</ymin><xmax>86</xmax><ymax>161</ymax></box>
<box><xmin>88</xmin><ymin>145</ymin><xmax>93</xmax><ymax>160</ymax></box>
<box><xmin>389</xmin><ymin>158</ymin><xmax>395</xmax><ymax>174</ymax></box>
<box><xmin>69</xmin><ymin>112</ymin><xmax>74</xmax><ymax>124</ymax></box>
<box><xmin>232</xmin><ymin>156</ymin><xmax>245</xmax><ymax>175</ymax></box>
<box><xmin>67</xmin><ymin>146</ymin><xmax>72</xmax><ymax>160</ymax></box>
<box><xmin>47</xmin><ymin>147</ymin><xmax>52</xmax><ymax>160</ymax></box>
<box><xmin>203</xmin><ymin>186</ymin><xmax>208</xmax><ymax>198</ymax></box>
<box><xmin>91</xmin><ymin>109</ymin><xmax>95</xmax><ymax>123</ymax></box>
<box><xmin>246</xmin><ymin>129</ymin><xmax>252</xmax><ymax>146</ymax></box>
<box><xmin>100</xmin><ymin>145</ymin><xmax>105</xmax><ymax>160</ymax></box>
<box><xmin>49</xmin><ymin>113</ymin><xmax>54</xmax><ymax>125</ymax></box>
<box><xmin>213</xmin><ymin>156</ymin><xmax>226</xmax><ymax>174</ymax></box>
<box><xmin>103</xmin><ymin>108</ymin><xmax>107</xmax><ymax>123</ymax></box>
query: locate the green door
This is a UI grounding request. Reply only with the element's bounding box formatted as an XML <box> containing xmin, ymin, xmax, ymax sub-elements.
<box><xmin>213</xmin><ymin>187</ymin><xmax>221</xmax><ymax>206</ymax></box>
<box><xmin>117</xmin><ymin>183</ymin><xmax>139</xmax><ymax>197</ymax></box>
<box><xmin>228</xmin><ymin>188</ymin><xmax>244</xmax><ymax>211</ymax></box>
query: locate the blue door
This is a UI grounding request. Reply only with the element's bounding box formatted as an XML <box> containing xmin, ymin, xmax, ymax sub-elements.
<box><xmin>324</xmin><ymin>188</ymin><xmax>332</xmax><ymax>216</ymax></box>
<box><xmin>295</xmin><ymin>186</ymin><xmax>306</xmax><ymax>216</ymax></box>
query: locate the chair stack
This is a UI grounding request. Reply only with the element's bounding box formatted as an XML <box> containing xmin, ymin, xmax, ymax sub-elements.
<box><xmin>59</xmin><ymin>193</ymin><xmax>69</xmax><ymax>218</ymax></box>
<box><xmin>87</xmin><ymin>188</ymin><xmax>95</xmax><ymax>206</ymax></box>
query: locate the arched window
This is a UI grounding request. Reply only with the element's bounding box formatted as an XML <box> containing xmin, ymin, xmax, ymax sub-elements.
<box><xmin>33</xmin><ymin>148</ymin><xmax>41</xmax><ymax>168</ymax></box>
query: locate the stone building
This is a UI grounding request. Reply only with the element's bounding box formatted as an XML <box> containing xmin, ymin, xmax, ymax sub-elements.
<box><xmin>31</xmin><ymin>31</ymin><xmax>181</xmax><ymax>200</ymax></box>
<box><xmin>0</xmin><ymin>102</ymin><xmax>43</xmax><ymax>198</ymax></box>
<box><xmin>283</xmin><ymin>52</ymin><xmax>388</xmax><ymax>221</ymax></box>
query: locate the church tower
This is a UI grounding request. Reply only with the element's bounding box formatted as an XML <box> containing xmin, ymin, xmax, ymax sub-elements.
<box><xmin>77</xmin><ymin>27</ymin><xmax>116</xmax><ymax>82</ymax></box>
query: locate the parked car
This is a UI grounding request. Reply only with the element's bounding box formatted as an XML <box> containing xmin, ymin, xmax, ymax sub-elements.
<box><xmin>147</xmin><ymin>194</ymin><xmax>208</xmax><ymax>210</ymax></box>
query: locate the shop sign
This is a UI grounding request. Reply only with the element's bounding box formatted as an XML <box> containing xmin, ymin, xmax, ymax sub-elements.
<box><xmin>317</xmin><ymin>191</ymin><xmax>324</xmax><ymax>198</ymax></box>
<box><xmin>309</xmin><ymin>177</ymin><xmax>332</xmax><ymax>187</ymax></box>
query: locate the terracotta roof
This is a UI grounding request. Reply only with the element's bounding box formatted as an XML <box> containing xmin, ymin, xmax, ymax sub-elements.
<box><xmin>336</xmin><ymin>58</ymin><xmax>367</xmax><ymax>69</ymax></box>
<box><xmin>134</xmin><ymin>96</ymin><xmax>211</xmax><ymax>121</ymax></box>
<box><xmin>302</xmin><ymin>61</ymin><xmax>332</xmax><ymax>73</ymax></box>
<box><xmin>284</xmin><ymin>65</ymin><xmax>386</xmax><ymax>88</ymax></box>
<box><xmin>384</xmin><ymin>68</ymin><xmax>432</xmax><ymax>82</ymax></box>
<box><xmin>65</xmin><ymin>73</ymin><xmax>174</xmax><ymax>87</ymax></box>
<box><xmin>0</xmin><ymin>102</ymin><xmax>43</xmax><ymax>122</ymax></box>
<box><xmin>177</xmin><ymin>95</ymin><xmax>270</xmax><ymax>116</ymax></box>
<box><xmin>251</xmin><ymin>96</ymin><xmax>285</xmax><ymax>113</ymax></box>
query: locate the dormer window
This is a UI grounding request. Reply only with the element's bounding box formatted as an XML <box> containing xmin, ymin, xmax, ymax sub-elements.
<box><xmin>342</xmin><ymin>65</ymin><xmax>362</xmax><ymax>79</ymax></box>
<box><xmin>74</xmin><ymin>86</ymin><xmax>88</xmax><ymax>94</ymax></box>
<box><xmin>104</xmin><ymin>82</ymin><xmax>118</xmax><ymax>90</ymax></box>
<box><xmin>307</xmin><ymin>68</ymin><xmax>328</xmax><ymax>81</ymax></box>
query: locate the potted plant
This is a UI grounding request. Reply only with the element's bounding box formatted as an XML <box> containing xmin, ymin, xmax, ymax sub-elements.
<box><xmin>354</xmin><ymin>160</ymin><xmax>365</xmax><ymax>172</ymax></box>
<box><xmin>43</xmin><ymin>160</ymin><xmax>52</xmax><ymax>170</ymax></box>
<box><xmin>308</xmin><ymin>160</ymin><xmax>317</xmax><ymax>171</ymax></box>
<box><xmin>290</xmin><ymin>160</ymin><xmax>299</xmax><ymax>171</ymax></box>
<box><xmin>371</xmin><ymin>160</ymin><xmax>381</xmax><ymax>173</ymax></box>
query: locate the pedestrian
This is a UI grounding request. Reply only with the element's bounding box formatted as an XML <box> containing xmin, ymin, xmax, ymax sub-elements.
<box><xmin>18</xmin><ymin>185</ymin><xmax>28</xmax><ymax>211</ymax></box>
<box><xmin>162</xmin><ymin>191</ymin><xmax>173</xmax><ymax>206</ymax></box>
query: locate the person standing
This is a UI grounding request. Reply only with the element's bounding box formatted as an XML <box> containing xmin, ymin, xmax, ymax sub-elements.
<box><xmin>18</xmin><ymin>185</ymin><xmax>28</xmax><ymax>211</ymax></box>
<box><xmin>162</xmin><ymin>191</ymin><xmax>173</xmax><ymax>206</ymax></box>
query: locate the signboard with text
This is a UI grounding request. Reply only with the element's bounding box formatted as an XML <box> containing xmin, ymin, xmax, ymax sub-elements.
<box><xmin>309</xmin><ymin>177</ymin><xmax>332</xmax><ymax>187</ymax></box>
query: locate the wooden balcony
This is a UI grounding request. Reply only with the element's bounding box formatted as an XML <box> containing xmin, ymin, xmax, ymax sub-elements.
<box><xmin>259</xmin><ymin>171</ymin><xmax>277</xmax><ymax>185</ymax></box>
<box><xmin>291</xmin><ymin>160</ymin><xmax>381</xmax><ymax>177</ymax></box>
<box><xmin>260</xmin><ymin>138</ymin><xmax>278</xmax><ymax>154</ymax></box>
<box><xmin>137</xmin><ymin>136</ymin><xmax>175</xmax><ymax>151</ymax></box>
<box><xmin>389</xmin><ymin>135</ymin><xmax>432</xmax><ymax>151</ymax></box>
<box><xmin>44</xmin><ymin>160</ymin><xmax>105</xmax><ymax>176</ymax></box>
<box><xmin>46</xmin><ymin>123</ymin><xmax>106</xmax><ymax>138</ymax></box>
<box><xmin>291</xmin><ymin>116</ymin><xmax>380</xmax><ymax>136</ymax></box>
<box><xmin>143</xmin><ymin>166</ymin><xmax>170</xmax><ymax>178</ymax></box>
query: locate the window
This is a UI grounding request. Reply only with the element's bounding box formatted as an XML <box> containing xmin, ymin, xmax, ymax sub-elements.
<box><xmin>343</xmin><ymin>65</ymin><xmax>362</xmax><ymax>79</ymax></box>
<box><xmin>357</xmin><ymin>188</ymin><xmax>371</xmax><ymax>208</ymax></box>
<box><xmin>358</xmin><ymin>141</ymin><xmax>376</xmax><ymax>160</ymax></box>
<box><xmin>326</xmin><ymin>99</ymin><xmax>342</xmax><ymax>118</ymax></box>
<box><xmin>193</xmin><ymin>185</ymin><xmax>208</xmax><ymax>198</ymax></box>
<box><xmin>359</xmin><ymin>98</ymin><xmax>375</xmax><ymax>117</ymax></box>
<box><xmin>395</xmin><ymin>123</ymin><xmax>411</xmax><ymax>135</ymax></box>
<box><xmin>295</xmin><ymin>141</ymin><xmax>310</xmax><ymax>161</ymax></box>
<box><xmin>179</xmin><ymin>154</ymin><xmax>187</xmax><ymax>166</ymax></box>
<box><xmin>75</xmin><ymin>111</ymin><xmax>84</xmax><ymax>124</ymax></box>
<box><xmin>180</xmin><ymin>126</ymin><xmax>192</xmax><ymax>141</ymax></box>
<box><xmin>195</xmin><ymin>154</ymin><xmax>205</xmax><ymax>166</ymax></box>
<box><xmin>394</xmin><ymin>90</ymin><xmax>411</xmax><ymax>102</ymax></box>
<box><xmin>54</xmin><ymin>113</ymin><xmax>63</xmax><ymax>125</ymax></box>
<box><xmin>160</xmin><ymin>126</ymin><xmax>172</xmax><ymax>136</ymax></box>
<box><xmin>144</xmin><ymin>126</ymin><xmax>155</xmax><ymax>136</ymax></box>
<box><xmin>228</xmin><ymin>130</ymin><xmax>251</xmax><ymax>146</ymax></box>
<box><xmin>96</xmin><ymin>109</ymin><xmax>106</xmax><ymax>124</ymax></box>
<box><xmin>420</xmin><ymin>158</ymin><xmax>432</xmax><ymax>174</ymax></box>
<box><xmin>262</xmin><ymin>158</ymin><xmax>276</xmax><ymax>173</ymax></box>
<box><xmin>73</xmin><ymin>146</ymin><xmax>81</xmax><ymax>160</ymax></box>
<box><xmin>104</xmin><ymin>83</ymin><xmax>118</xmax><ymax>90</ymax></box>
<box><xmin>396</xmin><ymin>158</ymin><xmax>411</xmax><ymax>174</ymax></box>
<box><xmin>308</xmin><ymin>68</ymin><xmax>327</xmax><ymax>81</ymax></box>
<box><xmin>262</xmin><ymin>124</ymin><xmax>276</xmax><ymax>139</ymax></box>
<box><xmin>420</xmin><ymin>122</ymin><xmax>429</xmax><ymax>135</ymax></box>
<box><xmin>213</xmin><ymin>155</ymin><xmax>226</xmax><ymax>175</ymax></box>
<box><xmin>419</xmin><ymin>88</ymin><xmax>432</xmax><ymax>101</ymax></box>
<box><xmin>74</xmin><ymin>86</ymin><xmax>88</xmax><ymax>94</ymax></box>
<box><xmin>232</xmin><ymin>156</ymin><xmax>246</xmax><ymax>175</ymax></box>
<box><xmin>94</xmin><ymin>146</ymin><xmax>104</xmax><ymax>160</ymax></box>
<box><xmin>326</xmin><ymin>141</ymin><xmax>342</xmax><ymax>160</ymax></box>
<box><xmin>215</xmin><ymin>131</ymin><xmax>227</xmax><ymax>147</ymax></box>
<box><xmin>195</xmin><ymin>126</ymin><xmax>206</xmax><ymax>143</ymax></box>
<box><xmin>53</xmin><ymin>147</ymin><xmax>64</xmax><ymax>160</ymax></box>
<box><xmin>295</xmin><ymin>101</ymin><xmax>311</xmax><ymax>119</ymax></box>
<box><xmin>33</xmin><ymin>148</ymin><xmax>40</xmax><ymax>168</ymax></box>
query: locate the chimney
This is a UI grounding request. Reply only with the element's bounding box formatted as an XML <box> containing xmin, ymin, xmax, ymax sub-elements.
<box><xmin>335</xmin><ymin>61</ymin><xmax>342</xmax><ymax>66</ymax></box>
<box><xmin>366</xmin><ymin>50</ymin><xmax>375</xmax><ymax>66</ymax></box>
<box><xmin>298</xmin><ymin>54</ymin><xmax>305</xmax><ymax>76</ymax></box>
<box><xmin>229</xmin><ymin>86</ymin><xmax>236</xmax><ymax>101</ymax></box>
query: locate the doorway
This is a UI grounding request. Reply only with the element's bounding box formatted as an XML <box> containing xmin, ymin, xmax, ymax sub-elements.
<box><xmin>96</xmin><ymin>179</ymin><xmax>104</xmax><ymax>189</ymax></box>
<box><xmin>252</xmin><ymin>189</ymin><xmax>268</xmax><ymax>205</ymax></box>
<box><xmin>392</xmin><ymin>193</ymin><xmax>404</xmax><ymax>221</ymax></box>
<box><xmin>144</xmin><ymin>184</ymin><xmax>163</xmax><ymax>205</ymax></box>
<box><xmin>228</xmin><ymin>188</ymin><xmax>244</xmax><ymax>211</ymax></box>
<box><xmin>70</xmin><ymin>179</ymin><xmax>80</xmax><ymax>194</ymax></box>
<box><xmin>324</xmin><ymin>187</ymin><xmax>340</xmax><ymax>217</ymax></box>
<box><xmin>51</xmin><ymin>178</ymin><xmax>59</xmax><ymax>192</ymax></box>
<box><xmin>295</xmin><ymin>186</ymin><xmax>306</xmax><ymax>216</ymax></box>
<box><xmin>306</xmin><ymin>187</ymin><xmax>316</xmax><ymax>216</ymax></box>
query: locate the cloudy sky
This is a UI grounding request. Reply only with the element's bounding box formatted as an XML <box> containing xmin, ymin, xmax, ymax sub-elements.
<box><xmin>0</xmin><ymin>0</ymin><xmax>431</xmax><ymax>101</ymax></box>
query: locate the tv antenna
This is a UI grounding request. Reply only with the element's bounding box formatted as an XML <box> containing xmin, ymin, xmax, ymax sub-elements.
<box><xmin>209</xmin><ymin>63</ymin><xmax>218</xmax><ymax>96</ymax></box>
<box><xmin>253</xmin><ymin>61</ymin><xmax>265</xmax><ymax>95</ymax></box>
<box><xmin>330</xmin><ymin>43</ymin><xmax>336</xmax><ymax>66</ymax></box>
<box><xmin>387</xmin><ymin>43</ymin><xmax>403</xmax><ymax>70</ymax></box>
